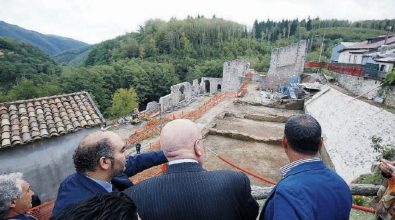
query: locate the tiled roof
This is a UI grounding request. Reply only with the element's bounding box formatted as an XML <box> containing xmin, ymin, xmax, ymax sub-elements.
<box><xmin>0</xmin><ymin>91</ymin><xmax>105</xmax><ymax>149</ymax></box>
<box><xmin>341</xmin><ymin>36</ymin><xmax>395</xmax><ymax>51</ymax></box>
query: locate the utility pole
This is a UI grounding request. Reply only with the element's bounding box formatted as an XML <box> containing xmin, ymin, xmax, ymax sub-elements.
<box><xmin>318</xmin><ymin>31</ymin><xmax>326</xmax><ymax>63</ymax></box>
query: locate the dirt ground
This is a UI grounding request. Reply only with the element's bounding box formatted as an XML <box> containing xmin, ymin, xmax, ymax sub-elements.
<box><xmin>214</xmin><ymin>116</ymin><xmax>284</xmax><ymax>139</ymax></box>
<box><xmin>203</xmin><ymin>135</ymin><xmax>289</xmax><ymax>187</ymax></box>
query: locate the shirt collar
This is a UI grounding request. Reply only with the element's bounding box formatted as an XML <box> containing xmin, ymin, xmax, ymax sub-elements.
<box><xmin>168</xmin><ymin>159</ymin><xmax>198</xmax><ymax>165</ymax></box>
<box><xmin>86</xmin><ymin>176</ymin><xmax>113</xmax><ymax>192</ymax></box>
<box><xmin>280</xmin><ymin>157</ymin><xmax>321</xmax><ymax>177</ymax></box>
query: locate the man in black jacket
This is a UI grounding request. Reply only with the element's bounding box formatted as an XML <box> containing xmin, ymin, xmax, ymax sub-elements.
<box><xmin>125</xmin><ymin>119</ymin><xmax>259</xmax><ymax>220</ymax></box>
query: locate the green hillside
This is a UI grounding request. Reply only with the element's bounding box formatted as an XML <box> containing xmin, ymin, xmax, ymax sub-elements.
<box><xmin>0</xmin><ymin>21</ymin><xmax>89</xmax><ymax>56</ymax></box>
<box><xmin>0</xmin><ymin>37</ymin><xmax>61</xmax><ymax>101</ymax></box>
<box><xmin>53</xmin><ymin>45</ymin><xmax>92</xmax><ymax>66</ymax></box>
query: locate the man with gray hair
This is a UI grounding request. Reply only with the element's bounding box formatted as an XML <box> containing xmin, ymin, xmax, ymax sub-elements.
<box><xmin>0</xmin><ymin>173</ymin><xmax>35</xmax><ymax>220</ymax></box>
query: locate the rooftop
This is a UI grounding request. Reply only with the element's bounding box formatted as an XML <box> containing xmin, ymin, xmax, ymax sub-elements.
<box><xmin>340</xmin><ymin>36</ymin><xmax>395</xmax><ymax>52</ymax></box>
<box><xmin>0</xmin><ymin>91</ymin><xmax>105</xmax><ymax>149</ymax></box>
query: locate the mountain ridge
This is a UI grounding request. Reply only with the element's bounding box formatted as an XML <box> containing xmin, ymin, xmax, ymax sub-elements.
<box><xmin>0</xmin><ymin>20</ymin><xmax>89</xmax><ymax>56</ymax></box>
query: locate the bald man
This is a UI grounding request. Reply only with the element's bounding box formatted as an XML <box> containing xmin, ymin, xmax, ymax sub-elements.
<box><xmin>52</xmin><ymin>131</ymin><xmax>167</xmax><ymax>217</ymax></box>
<box><xmin>125</xmin><ymin>119</ymin><xmax>259</xmax><ymax>220</ymax></box>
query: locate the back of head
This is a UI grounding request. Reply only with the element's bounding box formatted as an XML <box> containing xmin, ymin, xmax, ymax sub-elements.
<box><xmin>160</xmin><ymin>119</ymin><xmax>202</xmax><ymax>161</ymax></box>
<box><xmin>284</xmin><ymin>114</ymin><xmax>322</xmax><ymax>155</ymax></box>
<box><xmin>0</xmin><ymin>173</ymin><xmax>23</xmax><ymax>218</ymax></box>
<box><xmin>73</xmin><ymin>131</ymin><xmax>119</xmax><ymax>173</ymax></box>
<box><xmin>51</xmin><ymin>192</ymin><xmax>138</xmax><ymax>220</ymax></box>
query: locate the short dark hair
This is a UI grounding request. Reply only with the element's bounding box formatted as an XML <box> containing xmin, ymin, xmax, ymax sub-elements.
<box><xmin>51</xmin><ymin>192</ymin><xmax>138</xmax><ymax>220</ymax></box>
<box><xmin>284</xmin><ymin>114</ymin><xmax>322</xmax><ymax>155</ymax></box>
<box><xmin>73</xmin><ymin>138</ymin><xmax>113</xmax><ymax>173</ymax></box>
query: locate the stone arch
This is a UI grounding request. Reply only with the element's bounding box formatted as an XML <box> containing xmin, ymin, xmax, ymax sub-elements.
<box><xmin>204</xmin><ymin>80</ymin><xmax>210</xmax><ymax>93</ymax></box>
<box><xmin>217</xmin><ymin>84</ymin><xmax>222</xmax><ymax>92</ymax></box>
<box><xmin>179</xmin><ymin>85</ymin><xmax>185</xmax><ymax>101</ymax></box>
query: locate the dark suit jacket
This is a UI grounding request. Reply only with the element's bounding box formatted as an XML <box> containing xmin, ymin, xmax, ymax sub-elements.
<box><xmin>52</xmin><ymin>151</ymin><xmax>167</xmax><ymax>216</ymax></box>
<box><xmin>125</xmin><ymin>162</ymin><xmax>259</xmax><ymax>220</ymax></box>
<box><xmin>260</xmin><ymin>160</ymin><xmax>352</xmax><ymax>220</ymax></box>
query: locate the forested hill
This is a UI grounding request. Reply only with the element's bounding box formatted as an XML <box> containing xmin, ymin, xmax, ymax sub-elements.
<box><xmin>0</xmin><ymin>21</ymin><xmax>89</xmax><ymax>56</ymax></box>
<box><xmin>0</xmin><ymin>37</ymin><xmax>61</xmax><ymax>99</ymax></box>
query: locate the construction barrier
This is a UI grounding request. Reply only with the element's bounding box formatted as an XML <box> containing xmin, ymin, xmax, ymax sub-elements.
<box><xmin>304</xmin><ymin>62</ymin><xmax>365</xmax><ymax>77</ymax></box>
<box><xmin>29</xmin><ymin>200</ymin><xmax>55</xmax><ymax>220</ymax></box>
<box><xmin>126</xmin><ymin>92</ymin><xmax>236</xmax><ymax>146</ymax></box>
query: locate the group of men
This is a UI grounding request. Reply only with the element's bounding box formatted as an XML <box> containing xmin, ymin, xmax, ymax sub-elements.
<box><xmin>0</xmin><ymin>114</ymin><xmax>357</xmax><ymax>220</ymax></box>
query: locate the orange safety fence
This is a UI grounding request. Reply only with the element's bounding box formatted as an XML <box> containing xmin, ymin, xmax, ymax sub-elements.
<box><xmin>126</xmin><ymin>92</ymin><xmax>236</xmax><ymax>146</ymax></box>
<box><xmin>304</xmin><ymin>61</ymin><xmax>364</xmax><ymax>77</ymax></box>
<box><xmin>29</xmin><ymin>200</ymin><xmax>55</xmax><ymax>220</ymax></box>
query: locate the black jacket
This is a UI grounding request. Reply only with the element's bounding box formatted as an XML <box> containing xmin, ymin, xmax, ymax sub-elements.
<box><xmin>125</xmin><ymin>162</ymin><xmax>259</xmax><ymax>220</ymax></box>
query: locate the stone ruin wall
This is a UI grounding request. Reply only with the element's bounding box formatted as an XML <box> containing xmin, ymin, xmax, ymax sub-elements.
<box><xmin>263</xmin><ymin>40</ymin><xmax>307</xmax><ymax>89</ymax></box>
<box><xmin>201</xmin><ymin>77</ymin><xmax>222</xmax><ymax>94</ymax></box>
<box><xmin>336</xmin><ymin>74</ymin><xmax>381</xmax><ymax>99</ymax></box>
<box><xmin>145</xmin><ymin>60</ymin><xmax>247</xmax><ymax>113</ymax></box>
<box><xmin>222</xmin><ymin>60</ymin><xmax>249</xmax><ymax>92</ymax></box>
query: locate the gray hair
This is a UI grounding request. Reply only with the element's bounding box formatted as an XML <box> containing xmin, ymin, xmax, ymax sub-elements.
<box><xmin>0</xmin><ymin>172</ymin><xmax>24</xmax><ymax>218</ymax></box>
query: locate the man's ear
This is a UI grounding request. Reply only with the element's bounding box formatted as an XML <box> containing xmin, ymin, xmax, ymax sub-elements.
<box><xmin>318</xmin><ymin>137</ymin><xmax>323</xmax><ymax>150</ymax></box>
<box><xmin>98</xmin><ymin>157</ymin><xmax>111</xmax><ymax>170</ymax></box>
<box><xmin>194</xmin><ymin>144</ymin><xmax>203</xmax><ymax>157</ymax></box>
<box><xmin>282</xmin><ymin>135</ymin><xmax>288</xmax><ymax>149</ymax></box>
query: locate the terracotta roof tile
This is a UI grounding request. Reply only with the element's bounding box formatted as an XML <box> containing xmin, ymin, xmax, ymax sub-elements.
<box><xmin>0</xmin><ymin>91</ymin><xmax>105</xmax><ymax>149</ymax></box>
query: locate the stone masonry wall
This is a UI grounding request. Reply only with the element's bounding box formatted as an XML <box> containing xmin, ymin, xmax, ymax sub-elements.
<box><xmin>264</xmin><ymin>40</ymin><xmax>307</xmax><ymax>89</ymax></box>
<box><xmin>222</xmin><ymin>60</ymin><xmax>249</xmax><ymax>92</ymax></box>
<box><xmin>201</xmin><ymin>77</ymin><xmax>222</xmax><ymax>94</ymax></box>
<box><xmin>337</xmin><ymin>74</ymin><xmax>381</xmax><ymax>99</ymax></box>
<box><xmin>145</xmin><ymin>101</ymin><xmax>161</xmax><ymax>114</ymax></box>
<box><xmin>384</xmin><ymin>87</ymin><xmax>395</xmax><ymax>107</ymax></box>
<box><xmin>147</xmin><ymin>60</ymin><xmax>242</xmax><ymax>112</ymax></box>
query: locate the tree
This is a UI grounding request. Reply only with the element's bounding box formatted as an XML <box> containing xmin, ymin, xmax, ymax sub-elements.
<box><xmin>108</xmin><ymin>88</ymin><xmax>139</xmax><ymax>118</ymax></box>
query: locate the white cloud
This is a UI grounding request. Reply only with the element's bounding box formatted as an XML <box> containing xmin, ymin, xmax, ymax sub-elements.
<box><xmin>0</xmin><ymin>0</ymin><xmax>394</xmax><ymax>44</ymax></box>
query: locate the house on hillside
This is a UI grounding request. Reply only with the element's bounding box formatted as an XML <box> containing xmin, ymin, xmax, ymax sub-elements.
<box><xmin>0</xmin><ymin>91</ymin><xmax>105</xmax><ymax>201</ymax></box>
<box><xmin>330</xmin><ymin>42</ymin><xmax>355</xmax><ymax>63</ymax></box>
<box><xmin>333</xmin><ymin>34</ymin><xmax>395</xmax><ymax>79</ymax></box>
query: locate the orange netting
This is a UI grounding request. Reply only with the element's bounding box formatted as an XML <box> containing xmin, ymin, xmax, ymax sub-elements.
<box><xmin>28</xmin><ymin>200</ymin><xmax>55</xmax><ymax>220</ymax></box>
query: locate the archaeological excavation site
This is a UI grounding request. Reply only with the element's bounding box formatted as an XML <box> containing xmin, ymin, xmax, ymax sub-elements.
<box><xmin>127</xmin><ymin>40</ymin><xmax>395</xmax><ymax>192</ymax></box>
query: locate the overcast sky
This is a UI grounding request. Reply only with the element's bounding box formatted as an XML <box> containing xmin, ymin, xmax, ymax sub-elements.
<box><xmin>0</xmin><ymin>0</ymin><xmax>394</xmax><ymax>44</ymax></box>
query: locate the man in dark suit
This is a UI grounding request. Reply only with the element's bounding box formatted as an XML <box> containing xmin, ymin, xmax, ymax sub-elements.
<box><xmin>52</xmin><ymin>131</ymin><xmax>167</xmax><ymax>216</ymax></box>
<box><xmin>125</xmin><ymin>119</ymin><xmax>259</xmax><ymax>220</ymax></box>
<box><xmin>260</xmin><ymin>114</ymin><xmax>352</xmax><ymax>220</ymax></box>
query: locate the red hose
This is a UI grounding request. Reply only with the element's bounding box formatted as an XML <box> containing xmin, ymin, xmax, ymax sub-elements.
<box><xmin>217</xmin><ymin>155</ymin><xmax>277</xmax><ymax>185</ymax></box>
<box><xmin>351</xmin><ymin>204</ymin><xmax>375</xmax><ymax>213</ymax></box>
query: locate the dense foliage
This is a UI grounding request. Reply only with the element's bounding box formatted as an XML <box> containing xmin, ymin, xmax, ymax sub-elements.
<box><xmin>109</xmin><ymin>88</ymin><xmax>139</xmax><ymax>118</ymax></box>
<box><xmin>0</xmin><ymin>16</ymin><xmax>392</xmax><ymax>117</ymax></box>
